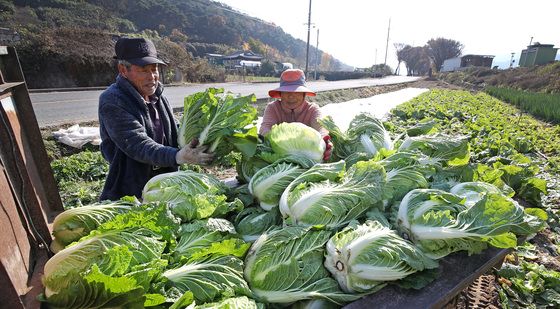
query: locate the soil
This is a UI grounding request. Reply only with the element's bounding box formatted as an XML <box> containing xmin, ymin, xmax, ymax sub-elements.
<box><xmin>408</xmin><ymin>78</ymin><xmax>465</xmax><ymax>91</ymax></box>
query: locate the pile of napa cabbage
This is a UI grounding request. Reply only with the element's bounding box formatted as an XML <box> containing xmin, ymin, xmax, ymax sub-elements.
<box><xmin>42</xmin><ymin>89</ymin><xmax>548</xmax><ymax>308</ymax></box>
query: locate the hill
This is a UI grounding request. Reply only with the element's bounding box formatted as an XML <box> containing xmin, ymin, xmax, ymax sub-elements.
<box><xmin>1</xmin><ymin>0</ymin><xmax>347</xmax><ymax>88</ymax></box>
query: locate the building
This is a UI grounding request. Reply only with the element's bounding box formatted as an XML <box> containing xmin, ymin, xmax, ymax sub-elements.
<box><xmin>0</xmin><ymin>28</ymin><xmax>20</xmax><ymax>45</ymax></box>
<box><xmin>221</xmin><ymin>50</ymin><xmax>263</xmax><ymax>70</ymax></box>
<box><xmin>440</xmin><ymin>54</ymin><xmax>495</xmax><ymax>72</ymax></box>
<box><xmin>518</xmin><ymin>43</ymin><xmax>558</xmax><ymax>67</ymax></box>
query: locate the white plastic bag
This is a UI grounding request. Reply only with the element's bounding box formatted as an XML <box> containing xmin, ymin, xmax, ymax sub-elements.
<box><xmin>52</xmin><ymin>124</ymin><xmax>101</xmax><ymax>148</ymax></box>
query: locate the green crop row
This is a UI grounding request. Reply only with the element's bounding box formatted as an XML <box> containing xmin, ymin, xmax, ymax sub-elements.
<box><xmin>485</xmin><ymin>86</ymin><xmax>560</xmax><ymax>123</ymax></box>
<box><xmin>387</xmin><ymin>89</ymin><xmax>560</xmax><ymax>211</ymax></box>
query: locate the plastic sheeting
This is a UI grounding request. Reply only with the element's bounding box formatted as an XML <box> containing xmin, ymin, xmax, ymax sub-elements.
<box><xmin>52</xmin><ymin>124</ymin><xmax>101</xmax><ymax>148</ymax></box>
<box><xmin>256</xmin><ymin>87</ymin><xmax>429</xmax><ymax>132</ymax></box>
<box><xmin>321</xmin><ymin>88</ymin><xmax>429</xmax><ymax>131</ymax></box>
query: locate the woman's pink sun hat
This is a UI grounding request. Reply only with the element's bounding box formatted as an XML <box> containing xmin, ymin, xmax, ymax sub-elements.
<box><xmin>268</xmin><ymin>69</ymin><xmax>316</xmax><ymax>98</ymax></box>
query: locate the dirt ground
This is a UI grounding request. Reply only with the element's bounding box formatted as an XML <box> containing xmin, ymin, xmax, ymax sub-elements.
<box><xmin>408</xmin><ymin>78</ymin><xmax>465</xmax><ymax>90</ymax></box>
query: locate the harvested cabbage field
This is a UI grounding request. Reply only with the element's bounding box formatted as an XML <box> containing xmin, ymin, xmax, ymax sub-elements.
<box><xmin>43</xmin><ymin>84</ymin><xmax>560</xmax><ymax>308</ymax></box>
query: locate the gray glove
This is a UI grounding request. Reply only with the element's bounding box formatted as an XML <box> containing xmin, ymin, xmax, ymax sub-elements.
<box><xmin>176</xmin><ymin>144</ymin><xmax>214</xmax><ymax>165</ymax></box>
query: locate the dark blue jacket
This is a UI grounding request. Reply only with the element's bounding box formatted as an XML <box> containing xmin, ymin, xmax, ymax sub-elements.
<box><xmin>98</xmin><ymin>75</ymin><xmax>179</xmax><ymax>201</ymax></box>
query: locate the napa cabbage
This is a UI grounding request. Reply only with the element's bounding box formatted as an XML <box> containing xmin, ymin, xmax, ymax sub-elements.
<box><xmin>450</xmin><ymin>182</ymin><xmax>548</xmax><ymax>235</ymax></box>
<box><xmin>43</xmin><ymin>228</ymin><xmax>166</xmax><ymax>307</ymax></box>
<box><xmin>325</xmin><ymin>220</ymin><xmax>438</xmax><ymax>293</ymax></box>
<box><xmin>244</xmin><ymin>226</ymin><xmax>360</xmax><ymax>304</ymax></box>
<box><xmin>279</xmin><ymin>160</ymin><xmax>386</xmax><ymax>229</ymax></box>
<box><xmin>142</xmin><ymin>171</ymin><xmax>243</xmax><ymax>221</ymax></box>
<box><xmin>178</xmin><ymin>88</ymin><xmax>258</xmax><ymax>157</ymax></box>
<box><xmin>265</xmin><ymin>122</ymin><xmax>326</xmax><ymax>162</ymax></box>
<box><xmin>174</xmin><ymin>218</ymin><xmax>249</xmax><ymax>261</ymax></box>
<box><xmin>396</xmin><ymin>188</ymin><xmax>544</xmax><ymax>259</ymax></box>
<box><xmin>248</xmin><ymin>155</ymin><xmax>315</xmax><ymax>210</ymax></box>
<box><xmin>163</xmin><ymin>256</ymin><xmax>251</xmax><ymax>304</ymax></box>
<box><xmin>377</xmin><ymin>152</ymin><xmax>432</xmax><ymax>204</ymax></box>
<box><xmin>233</xmin><ymin>206</ymin><xmax>283</xmax><ymax>242</ymax></box>
<box><xmin>188</xmin><ymin>296</ymin><xmax>260</xmax><ymax>309</ymax></box>
<box><xmin>51</xmin><ymin>200</ymin><xmax>136</xmax><ymax>249</ymax></box>
<box><xmin>319</xmin><ymin>113</ymin><xmax>393</xmax><ymax>162</ymax></box>
<box><xmin>398</xmin><ymin>134</ymin><xmax>470</xmax><ymax>166</ymax></box>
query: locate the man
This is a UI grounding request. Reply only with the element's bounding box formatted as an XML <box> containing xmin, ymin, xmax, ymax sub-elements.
<box><xmin>259</xmin><ymin>69</ymin><xmax>332</xmax><ymax>160</ymax></box>
<box><xmin>98</xmin><ymin>37</ymin><xmax>212</xmax><ymax>201</ymax></box>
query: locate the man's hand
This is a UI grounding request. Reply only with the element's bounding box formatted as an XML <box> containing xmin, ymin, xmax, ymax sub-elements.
<box><xmin>176</xmin><ymin>140</ymin><xmax>214</xmax><ymax>165</ymax></box>
<box><xmin>323</xmin><ymin>135</ymin><xmax>333</xmax><ymax>162</ymax></box>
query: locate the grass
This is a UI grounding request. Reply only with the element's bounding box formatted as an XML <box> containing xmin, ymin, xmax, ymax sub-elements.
<box><xmin>225</xmin><ymin>74</ymin><xmax>279</xmax><ymax>83</ymax></box>
<box><xmin>485</xmin><ymin>86</ymin><xmax>560</xmax><ymax>123</ymax></box>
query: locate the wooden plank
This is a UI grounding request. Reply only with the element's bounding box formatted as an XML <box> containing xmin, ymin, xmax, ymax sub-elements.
<box><xmin>343</xmin><ymin>247</ymin><xmax>509</xmax><ymax>309</ymax></box>
<box><xmin>0</xmin><ymin>162</ymin><xmax>34</xmax><ymax>299</ymax></box>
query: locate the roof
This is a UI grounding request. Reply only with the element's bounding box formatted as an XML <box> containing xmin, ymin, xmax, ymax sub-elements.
<box><xmin>527</xmin><ymin>42</ymin><xmax>555</xmax><ymax>48</ymax></box>
<box><xmin>462</xmin><ymin>54</ymin><xmax>495</xmax><ymax>59</ymax></box>
<box><xmin>222</xmin><ymin>50</ymin><xmax>263</xmax><ymax>61</ymax></box>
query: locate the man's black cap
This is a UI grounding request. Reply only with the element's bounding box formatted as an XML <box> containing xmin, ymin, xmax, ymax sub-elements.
<box><xmin>114</xmin><ymin>37</ymin><xmax>166</xmax><ymax>66</ymax></box>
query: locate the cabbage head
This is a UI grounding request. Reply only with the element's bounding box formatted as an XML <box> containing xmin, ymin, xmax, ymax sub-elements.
<box><xmin>249</xmin><ymin>155</ymin><xmax>315</xmax><ymax>210</ymax></box>
<box><xmin>178</xmin><ymin>88</ymin><xmax>258</xmax><ymax>157</ymax></box>
<box><xmin>279</xmin><ymin>160</ymin><xmax>386</xmax><ymax>229</ymax></box>
<box><xmin>174</xmin><ymin>218</ymin><xmax>249</xmax><ymax>261</ymax></box>
<box><xmin>396</xmin><ymin>188</ymin><xmax>535</xmax><ymax>259</ymax></box>
<box><xmin>319</xmin><ymin>113</ymin><xmax>393</xmax><ymax>161</ymax></box>
<box><xmin>450</xmin><ymin>181</ymin><xmax>513</xmax><ymax>206</ymax></box>
<box><xmin>378</xmin><ymin>152</ymin><xmax>431</xmax><ymax>204</ymax></box>
<box><xmin>164</xmin><ymin>256</ymin><xmax>251</xmax><ymax>304</ymax></box>
<box><xmin>450</xmin><ymin>182</ymin><xmax>547</xmax><ymax>236</ymax></box>
<box><xmin>142</xmin><ymin>171</ymin><xmax>242</xmax><ymax>221</ymax></box>
<box><xmin>398</xmin><ymin>134</ymin><xmax>470</xmax><ymax>167</ymax></box>
<box><xmin>51</xmin><ymin>200</ymin><xmax>135</xmax><ymax>248</ymax></box>
<box><xmin>43</xmin><ymin>228</ymin><xmax>166</xmax><ymax>307</ymax></box>
<box><xmin>266</xmin><ymin>122</ymin><xmax>326</xmax><ymax>162</ymax></box>
<box><xmin>325</xmin><ymin>220</ymin><xmax>438</xmax><ymax>293</ymax></box>
<box><xmin>143</xmin><ymin>171</ymin><xmax>228</xmax><ymax>198</ymax></box>
<box><xmin>234</xmin><ymin>206</ymin><xmax>282</xmax><ymax>242</ymax></box>
<box><xmin>244</xmin><ymin>226</ymin><xmax>360</xmax><ymax>304</ymax></box>
<box><xmin>190</xmin><ymin>296</ymin><xmax>260</xmax><ymax>309</ymax></box>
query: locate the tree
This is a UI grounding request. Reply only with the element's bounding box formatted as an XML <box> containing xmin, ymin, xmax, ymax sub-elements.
<box><xmin>400</xmin><ymin>45</ymin><xmax>431</xmax><ymax>76</ymax></box>
<box><xmin>169</xmin><ymin>28</ymin><xmax>188</xmax><ymax>44</ymax></box>
<box><xmin>394</xmin><ymin>43</ymin><xmax>406</xmax><ymax>75</ymax></box>
<box><xmin>426</xmin><ymin>38</ymin><xmax>463</xmax><ymax>72</ymax></box>
<box><xmin>247</xmin><ymin>37</ymin><xmax>266</xmax><ymax>55</ymax></box>
<box><xmin>370</xmin><ymin>64</ymin><xmax>393</xmax><ymax>76</ymax></box>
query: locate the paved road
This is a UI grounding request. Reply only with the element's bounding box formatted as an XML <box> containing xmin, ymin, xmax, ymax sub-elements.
<box><xmin>30</xmin><ymin>76</ymin><xmax>420</xmax><ymax>127</ymax></box>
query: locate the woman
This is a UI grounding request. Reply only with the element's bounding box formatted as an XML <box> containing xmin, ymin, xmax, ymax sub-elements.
<box><xmin>260</xmin><ymin>69</ymin><xmax>332</xmax><ymax>160</ymax></box>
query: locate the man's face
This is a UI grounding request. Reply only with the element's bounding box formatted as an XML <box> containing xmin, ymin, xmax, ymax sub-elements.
<box><xmin>280</xmin><ymin>92</ymin><xmax>306</xmax><ymax>109</ymax></box>
<box><xmin>119</xmin><ymin>63</ymin><xmax>159</xmax><ymax>99</ymax></box>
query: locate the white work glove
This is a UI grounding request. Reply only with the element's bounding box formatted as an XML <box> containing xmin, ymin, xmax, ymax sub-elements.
<box><xmin>176</xmin><ymin>140</ymin><xmax>214</xmax><ymax>165</ymax></box>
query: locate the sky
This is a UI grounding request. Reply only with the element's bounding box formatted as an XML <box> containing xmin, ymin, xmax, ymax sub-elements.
<box><xmin>217</xmin><ymin>0</ymin><xmax>560</xmax><ymax>71</ymax></box>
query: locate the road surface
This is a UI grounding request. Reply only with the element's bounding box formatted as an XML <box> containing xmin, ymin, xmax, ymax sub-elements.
<box><xmin>30</xmin><ymin>76</ymin><xmax>420</xmax><ymax>127</ymax></box>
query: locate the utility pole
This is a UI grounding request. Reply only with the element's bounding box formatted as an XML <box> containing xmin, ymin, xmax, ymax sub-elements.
<box><xmin>305</xmin><ymin>0</ymin><xmax>312</xmax><ymax>77</ymax></box>
<box><xmin>375</xmin><ymin>48</ymin><xmax>377</xmax><ymax>65</ymax></box>
<box><xmin>384</xmin><ymin>18</ymin><xmax>391</xmax><ymax>66</ymax></box>
<box><xmin>314</xmin><ymin>28</ymin><xmax>319</xmax><ymax>80</ymax></box>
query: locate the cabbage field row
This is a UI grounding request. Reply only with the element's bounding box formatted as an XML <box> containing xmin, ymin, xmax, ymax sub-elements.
<box><xmin>45</xmin><ymin>88</ymin><xmax>560</xmax><ymax>308</ymax></box>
